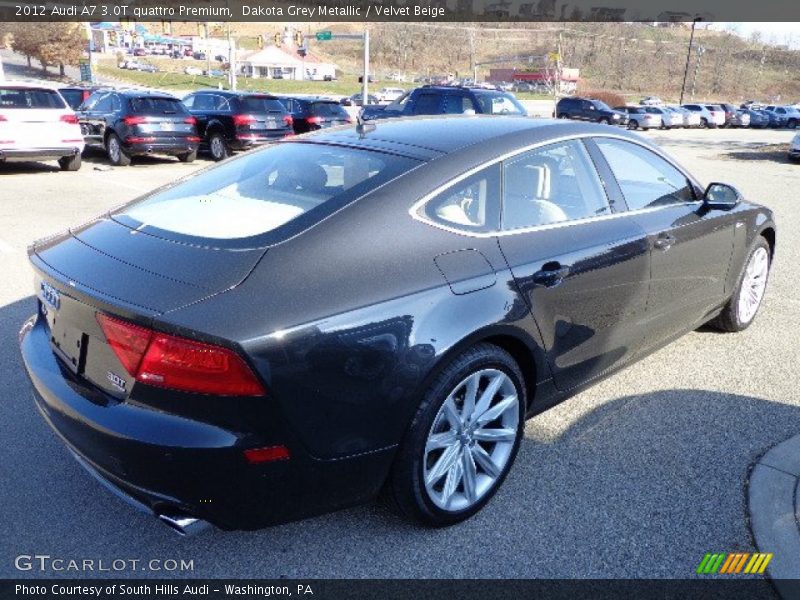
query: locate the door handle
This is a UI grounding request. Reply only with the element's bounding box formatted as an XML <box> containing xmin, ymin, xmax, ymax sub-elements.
<box><xmin>653</xmin><ymin>234</ymin><xmax>676</xmax><ymax>251</ymax></box>
<box><xmin>533</xmin><ymin>262</ymin><xmax>571</xmax><ymax>287</ymax></box>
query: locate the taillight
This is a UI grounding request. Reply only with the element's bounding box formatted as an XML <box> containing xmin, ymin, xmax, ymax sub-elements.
<box><xmin>233</xmin><ymin>114</ymin><xmax>256</xmax><ymax>127</ymax></box>
<box><xmin>123</xmin><ymin>115</ymin><xmax>150</xmax><ymax>126</ymax></box>
<box><xmin>184</xmin><ymin>116</ymin><xmax>197</xmax><ymax>125</ymax></box>
<box><xmin>283</xmin><ymin>115</ymin><xmax>294</xmax><ymax>127</ymax></box>
<box><xmin>0</xmin><ymin>115</ymin><xmax>7</xmax><ymax>122</ymax></box>
<box><xmin>60</xmin><ymin>114</ymin><xmax>79</xmax><ymax>124</ymax></box>
<box><xmin>306</xmin><ymin>116</ymin><xmax>323</xmax><ymax>125</ymax></box>
<box><xmin>96</xmin><ymin>313</ymin><xmax>264</xmax><ymax>396</ymax></box>
<box><xmin>244</xmin><ymin>445</ymin><xmax>291</xmax><ymax>464</ymax></box>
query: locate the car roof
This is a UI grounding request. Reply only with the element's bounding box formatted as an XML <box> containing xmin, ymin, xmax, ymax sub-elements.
<box><xmin>192</xmin><ymin>89</ymin><xmax>278</xmax><ymax>98</ymax></box>
<box><xmin>299</xmin><ymin>115</ymin><xmax>644</xmax><ymax>161</ymax></box>
<box><xmin>114</xmin><ymin>89</ymin><xmax>179</xmax><ymax>99</ymax></box>
<box><xmin>0</xmin><ymin>80</ymin><xmax>62</xmax><ymax>90</ymax></box>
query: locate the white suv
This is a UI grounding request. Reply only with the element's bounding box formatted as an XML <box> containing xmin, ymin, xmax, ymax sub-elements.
<box><xmin>0</xmin><ymin>82</ymin><xmax>84</xmax><ymax>171</ymax></box>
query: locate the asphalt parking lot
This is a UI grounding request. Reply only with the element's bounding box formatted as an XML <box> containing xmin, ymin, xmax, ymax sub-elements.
<box><xmin>1</xmin><ymin>127</ymin><xmax>798</xmax><ymax>581</ymax></box>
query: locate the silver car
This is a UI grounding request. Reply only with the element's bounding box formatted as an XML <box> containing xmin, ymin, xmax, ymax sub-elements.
<box><xmin>644</xmin><ymin>106</ymin><xmax>683</xmax><ymax>129</ymax></box>
<box><xmin>615</xmin><ymin>106</ymin><xmax>661</xmax><ymax>130</ymax></box>
<box><xmin>665</xmin><ymin>105</ymin><xmax>700</xmax><ymax>128</ymax></box>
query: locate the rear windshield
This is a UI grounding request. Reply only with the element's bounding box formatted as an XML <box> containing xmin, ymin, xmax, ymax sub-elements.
<box><xmin>312</xmin><ymin>102</ymin><xmax>350</xmax><ymax>118</ymax></box>
<box><xmin>0</xmin><ymin>87</ymin><xmax>66</xmax><ymax>109</ymax></box>
<box><xmin>130</xmin><ymin>97</ymin><xmax>188</xmax><ymax>114</ymax></box>
<box><xmin>239</xmin><ymin>96</ymin><xmax>286</xmax><ymax>114</ymax></box>
<box><xmin>473</xmin><ymin>92</ymin><xmax>527</xmax><ymax>115</ymax></box>
<box><xmin>115</xmin><ymin>143</ymin><xmax>419</xmax><ymax>245</ymax></box>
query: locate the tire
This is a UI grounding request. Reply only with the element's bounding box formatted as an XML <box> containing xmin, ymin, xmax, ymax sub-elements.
<box><xmin>789</xmin><ymin>119</ymin><xmax>798</xmax><ymax>129</ymax></box>
<box><xmin>58</xmin><ymin>153</ymin><xmax>81</xmax><ymax>171</ymax></box>
<box><xmin>598</xmin><ymin>118</ymin><xmax>610</xmax><ymax>125</ymax></box>
<box><xmin>387</xmin><ymin>343</ymin><xmax>526</xmax><ymax>527</ymax></box>
<box><xmin>628</xmin><ymin>120</ymin><xmax>639</xmax><ymax>130</ymax></box>
<box><xmin>700</xmin><ymin>118</ymin><xmax>708</xmax><ymax>129</ymax></box>
<box><xmin>177</xmin><ymin>149</ymin><xmax>197</xmax><ymax>163</ymax></box>
<box><xmin>106</xmin><ymin>133</ymin><xmax>131</xmax><ymax>166</ymax></box>
<box><xmin>208</xmin><ymin>132</ymin><xmax>229</xmax><ymax>161</ymax></box>
<box><xmin>709</xmin><ymin>237</ymin><xmax>771</xmax><ymax>332</ymax></box>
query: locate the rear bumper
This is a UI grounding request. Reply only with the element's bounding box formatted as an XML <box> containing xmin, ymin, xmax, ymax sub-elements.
<box><xmin>789</xmin><ymin>148</ymin><xmax>800</xmax><ymax>159</ymax></box>
<box><xmin>19</xmin><ymin>312</ymin><xmax>395</xmax><ymax>531</ymax></box>
<box><xmin>228</xmin><ymin>132</ymin><xmax>290</xmax><ymax>152</ymax></box>
<box><xmin>124</xmin><ymin>139</ymin><xmax>199</xmax><ymax>156</ymax></box>
<box><xmin>0</xmin><ymin>146</ymin><xmax>83</xmax><ymax>161</ymax></box>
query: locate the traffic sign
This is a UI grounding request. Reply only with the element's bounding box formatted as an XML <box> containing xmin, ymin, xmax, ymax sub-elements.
<box><xmin>316</xmin><ymin>31</ymin><xmax>332</xmax><ymax>41</ymax></box>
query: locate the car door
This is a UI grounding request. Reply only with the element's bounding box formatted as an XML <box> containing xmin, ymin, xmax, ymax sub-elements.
<box><xmin>590</xmin><ymin>137</ymin><xmax>736</xmax><ymax>350</ymax></box>
<box><xmin>497</xmin><ymin>138</ymin><xmax>651</xmax><ymax>391</ymax></box>
<box><xmin>185</xmin><ymin>93</ymin><xmax>213</xmax><ymax>141</ymax></box>
<box><xmin>79</xmin><ymin>93</ymin><xmax>112</xmax><ymax>148</ymax></box>
<box><xmin>410</xmin><ymin>92</ymin><xmax>444</xmax><ymax>115</ymax></box>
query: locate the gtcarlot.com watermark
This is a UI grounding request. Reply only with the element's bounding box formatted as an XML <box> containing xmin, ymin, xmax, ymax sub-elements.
<box><xmin>15</xmin><ymin>554</ymin><xmax>194</xmax><ymax>573</ymax></box>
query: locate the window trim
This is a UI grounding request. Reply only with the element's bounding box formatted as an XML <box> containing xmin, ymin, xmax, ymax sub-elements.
<box><xmin>409</xmin><ymin>132</ymin><xmax>703</xmax><ymax>238</ymax></box>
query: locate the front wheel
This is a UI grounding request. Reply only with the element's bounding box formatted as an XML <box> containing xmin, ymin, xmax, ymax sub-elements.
<box><xmin>628</xmin><ymin>120</ymin><xmax>639</xmax><ymax>130</ymax></box>
<box><xmin>700</xmin><ymin>118</ymin><xmax>708</xmax><ymax>128</ymax></box>
<box><xmin>387</xmin><ymin>344</ymin><xmax>525</xmax><ymax>526</ymax></box>
<box><xmin>599</xmin><ymin>117</ymin><xmax>610</xmax><ymax>125</ymax></box>
<box><xmin>106</xmin><ymin>133</ymin><xmax>131</xmax><ymax>166</ymax></box>
<box><xmin>710</xmin><ymin>238</ymin><xmax>771</xmax><ymax>332</ymax></box>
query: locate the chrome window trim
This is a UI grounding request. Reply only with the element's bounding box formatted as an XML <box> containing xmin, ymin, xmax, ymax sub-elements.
<box><xmin>409</xmin><ymin>132</ymin><xmax>702</xmax><ymax>239</ymax></box>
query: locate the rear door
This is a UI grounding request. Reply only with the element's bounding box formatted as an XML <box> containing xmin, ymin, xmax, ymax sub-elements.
<box><xmin>0</xmin><ymin>86</ymin><xmax>75</xmax><ymax>149</ymax></box>
<box><xmin>410</xmin><ymin>92</ymin><xmax>444</xmax><ymax>116</ymax></box>
<box><xmin>497</xmin><ymin>138</ymin><xmax>651</xmax><ymax>391</ymax></box>
<box><xmin>590</xmin><ymin>137</ymin><xmax>736</xmax><ymax>349</ymax></box>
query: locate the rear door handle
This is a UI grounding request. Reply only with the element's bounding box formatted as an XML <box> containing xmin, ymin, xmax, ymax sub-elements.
<box><xmin>654</xmin><ymin>234</ymin><xmax>676</xmax><ymax>251</ymax></box>
<box><xmin>533</xmin><ymin>262</ymin><xmax>571</xmax><ymax>287</ymax></box>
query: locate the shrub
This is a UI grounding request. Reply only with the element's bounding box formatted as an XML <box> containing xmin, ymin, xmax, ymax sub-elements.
<box><xmin>582</xmin><ymin>89</ymin><xmax>626</xmax><ymax>108</ymax></box>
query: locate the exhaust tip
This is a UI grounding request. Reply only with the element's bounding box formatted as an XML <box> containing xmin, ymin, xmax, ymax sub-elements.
<box><xmin>157</xmin><ymin>513</ymin><xmax>211</xmax><ymax>537</ymax></box>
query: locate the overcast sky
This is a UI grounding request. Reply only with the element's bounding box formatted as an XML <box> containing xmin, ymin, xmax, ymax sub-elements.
<box><xmin>712</xmin><ymin>23</ymin><xmax>800</xmax><ymax>47</ymax></box>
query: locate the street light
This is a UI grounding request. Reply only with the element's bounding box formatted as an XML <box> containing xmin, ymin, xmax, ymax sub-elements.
<box><xmin>679</xmin><ymin>18</ymin><xmax>702</xmax><ymax>105</ymax></box>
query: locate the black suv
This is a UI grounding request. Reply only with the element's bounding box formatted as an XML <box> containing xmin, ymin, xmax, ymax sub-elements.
<box><xmin>555</xmin><ymin>96</ymin><xmax>628</xmax><ymax>125</ymax></box>
<box><xmin>78</xmin><ymin>90</ymin><xmax>200</xmax><ymax>166</ymax></box>
<box><xmin>278</xmin><ymin>96</ymin><xmax>352</xmax><ymax>134</ymax></box>
<box><xmin>360</xmin><ymin>85</ymin><xmax>528</xmax><ymax>120</ymax></box>
<box><xmin>182</xmin><ymin>90</ymin><xmax>294</xmax><ymax>161</ymax></box>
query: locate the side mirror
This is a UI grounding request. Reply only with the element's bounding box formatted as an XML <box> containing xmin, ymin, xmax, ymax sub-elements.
<box><xmin>704</xmin><ymin>182</ymin><xmax>741</xmax><ymax>209</ymax></box>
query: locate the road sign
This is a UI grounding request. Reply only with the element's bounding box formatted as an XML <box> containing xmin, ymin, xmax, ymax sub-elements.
<box><xmin>548</xmin><ymin>52</ymin><xmax>561</xmax><ymax>62</ymax></box>
<box><xmin>316</xmin><ymin>31</ymin><xmax>332</xmax><ymax>41</ymax></box>
<box><xmin>79</xmin><ymin>59</ymin><xmax>93</xmax><ymax>83</ymax></box>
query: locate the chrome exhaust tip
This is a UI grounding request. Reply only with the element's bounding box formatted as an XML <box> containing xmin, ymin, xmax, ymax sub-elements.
<box><xmin>157</xmin><ymin>513</ymin><xmax>211</xmax><ymax>537</ymax></box>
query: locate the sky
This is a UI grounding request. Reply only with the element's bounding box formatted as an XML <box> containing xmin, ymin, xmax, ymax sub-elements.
<box><xmin>712</xmin><ymin>22</ymin><xmax>800</xmax><ymax>47</ymax></box>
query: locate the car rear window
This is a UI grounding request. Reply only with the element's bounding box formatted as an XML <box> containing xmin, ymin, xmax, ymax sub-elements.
<box><xmin>115</xmin><ymin>143</ymin><xmax>419</xmax><ymax>245</ymax></box>
<box><xmin>474</xmin><ymin>92</ymin><xmax>526</xmax><ymax>115</ymax></box>
<box><xmin>130</xmin><ymin>97</ymin><xmax>188</xmax><ymax>114</ymax></box>
<box><xmin>239</xmin><ymin>95</ymin><xmax>286</xmax><ymax>113</ymax></box>
<box><xmin>59</xmin><ymin>89</ymin><xmax>86</xmax><ymax>110</ymax></box>
<box><xmin>0</xmin><ymin>87</ymin><xmax>66</xmax><ymax>109</ymax></box>
<box><xmin>311</xmin><ymin>102</ymin><xmax>350</xmax><ymax>118</ymax></box>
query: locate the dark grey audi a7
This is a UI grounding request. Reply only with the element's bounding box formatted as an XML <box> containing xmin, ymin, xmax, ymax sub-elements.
<box><xmin>20</xmin><ymin>116</ymin><xmax>775</xmax><ymax>533</ymax></box>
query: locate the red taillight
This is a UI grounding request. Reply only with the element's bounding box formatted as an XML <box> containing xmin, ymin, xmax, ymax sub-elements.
<box><xmin>123</xmin><ymin>116</ymin><xmax>150</xmax><ymax>126</ymax></box>
<box><xmin>283</xmin><ymin>115</ymin><xmax>294</xmax><ymax>127</ymax></box>
<box><xmin>60</xmin><ymin>114</ymin><xmax>79</xmax><ymax>125</ymax></box>
<box><xmin>306</xmin><ymin>116</ymin><xmax>322</xmax><ymax>125</ymax></box>
<box><xmin>233</xmin><ymin>114</ymin><xmax>256</xmax><ymax>127</ymax></box>
<box><xmin>0</xmin><ymin>114</ymin><xmax>7</xmax><ymax>122</ymax></box>
<box><xmin>125</xmin><ymin>136</ymin><xmax>156</xmax><ymax>144</ymax></box>
<box><xmin>96</xmin><ymin>313</ymin><xmax>265</xmax><ymax>396</ymax></box>
<box><xmin>184</xmin><ymin>116</ymin><xmax>197</xmax><ymax>125</ymax></box>
<box><xmin>244</xmin><ymin>445</ymin><xmax>291</xmax><ymax>464</ymax></box>
<box><xmin>187</xmin><ymin>136</ymin><xmax>201</xmax><ymax>142</ymax></box>
<box><xmin>96</xmin><ymin>314</ymin><xmax>152</xmax><ymax>375</ymax></box>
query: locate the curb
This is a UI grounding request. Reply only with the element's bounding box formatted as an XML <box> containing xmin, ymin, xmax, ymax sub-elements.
<box><xmin>748</xmin><ymin>434</ymin><xmax>800</xmax><ymax>598</ymax></box>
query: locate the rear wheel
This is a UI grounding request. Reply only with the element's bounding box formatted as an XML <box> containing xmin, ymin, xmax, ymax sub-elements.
<box><xmin>387</xmin><ymin>344</ymin><xmax>525</xmax><ymax>526</ymax></box>
<box><xmin>788</xmin><ymin>119</ymin><xmax>798</xmax><ymax>129</ymax></box>
<box><xmin>177</xmin><ymin>149</ymin><xmax>197</xmax><ymax>163</ymax></box>
<box><xmin>58</xmin><ymin>153</ymin><xmax>81</xmax><ymax>171</ymax></box>
<box><xmin>106</xmin><ymin>133</ymin><xmax>131</xmax><ymax>167</ymax></box>
<box><xmin>209</xmin><ymin>133</ymin><xmax>229</xmax><ymax>161</ymax></box>
<box><xmin>628</xmin><ymin>120</ymin><xmax>639</xmax><ymax>130</ymax></box>
<box><xmin>599</xmin><ymin>117</ymin><xmax>610</xmax><ymax>125</ymax></box>
<box><xmin>710</xmin><ymin>238</ymin><xmax>771</xmax><ymax>332</ymax></box>
<box><xmin>700</xmin><ymin>117</ymin><xmax>708</xmax><ymax>128</ymax></box>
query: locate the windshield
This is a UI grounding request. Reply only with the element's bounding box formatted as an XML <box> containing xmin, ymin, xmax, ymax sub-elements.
<box><xmin>474</xmin><ymin>92</ymin><xmax>527</xmax><ymax>115</ymax></box>
<box><xmin>115</xmin><ymin>143</ymin><xmax>418</xmax><ymax>245</ymax></box>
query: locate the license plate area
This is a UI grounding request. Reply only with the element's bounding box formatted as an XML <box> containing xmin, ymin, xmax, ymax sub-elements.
<box><xmin>42</xmin><ymin>305</ymin><xmax>86</xmax><ymax>375</ymax></box>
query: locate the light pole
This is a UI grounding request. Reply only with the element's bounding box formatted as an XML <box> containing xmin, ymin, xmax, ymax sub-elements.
<box><xmin>679</xmin><ymin>18</ymin><xmax>701</xmax><ymax>105</ymax></box>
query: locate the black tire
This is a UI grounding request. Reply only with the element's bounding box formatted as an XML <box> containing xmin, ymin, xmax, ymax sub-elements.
<box><xmin>58</xmin><ymin>153</ymin><xmax>81</xmax><ymax>171</ymax></box>
<box><xmin>789</xmin><ymin>119</ymin><xmax>798</xmax><ymax>129</ymax></box>
<box><xmin>628</xmin><ymin>120</ymin><xmax>639</xmax><ymax>130</ymax></box>
<box><xmin>709</xmin><ymin>237</ymin><xmax>771</xmax><ymax>333</ymax></box>
<box><xmin>106</xmin><ymin>133</ymin><xmax>131</xmax><ymax>167</ymax></box>
<box><xmin>700</xmin><ymin>118</ymin><xmax>708</xmax><ymax>129</ymax></box>
<box><xmin>599</xmin><ymin>117</ymin><xmax>610</xmax><ymax>125</ymax></box>
<box><xmin>387</xmin><ymin>343</ymin><xmax>526</xmax><ymax>527</ymax></box>
<box><xmin>208</xmin><ymin>132</ymin><xmax>229</xmax><ymax>161</ymax></box>
<box><xmin>177</xmin><ymin>149</ymin><xmax>197</xmax><ymax>163</ymax></box>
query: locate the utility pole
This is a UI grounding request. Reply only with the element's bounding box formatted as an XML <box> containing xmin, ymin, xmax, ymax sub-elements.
<box><xmin>227</xmin><ymin>21</ymin><xmax>236</xmax><ymax>90</ymax></box>
<box><xmin>204</xmin><ymin>23</ymin><xmax>211</xmax><ymax>76</ymax></box>
<box><xmin>362</xmin><ymin>28</ymin><xmax>370</xmax><ymax>107</ymax></box>
<box><xmin>690</xmin><ymin>45</ymin><xmax>705</xmax><ymax>101</ymax></box>
<box><xmin>679</xmin><ymin>18</ymin><xmax>700</xmax><ymax>105</ymax></box>
<box><xmin>469</xmin><ymin>29</ymin><xmax>477</xmax><ymax>82</ymax></box>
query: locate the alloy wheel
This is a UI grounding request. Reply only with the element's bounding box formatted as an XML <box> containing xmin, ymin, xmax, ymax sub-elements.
<box><xmin>108</xmin><ymin>137</ymin><xmax>120</xmax><ymax>163</ymax></box>
<box><xmin>423</xmin><ymin>368</ymin><xmax>520</xmax><ymax>512</ymax></box>
<box><xmin>211</xmin><ymin>136</ymin><xmax>225</xmax><ymax>160</ymax></box>
<box><xmin>737</xmin><ymin>247</ymin><xmax>769</xmax><ymax>325</ymax></box>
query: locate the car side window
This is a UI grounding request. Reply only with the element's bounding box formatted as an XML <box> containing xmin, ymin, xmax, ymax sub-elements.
<box><xmin>94</xmin><ymin>94</ymin><xmax>113</xmax><ymax>112</ymax></box>
<box><xmin>182</xmin><ymin>95</ymin><xmax>195</xmax><ymax>109</ymax></box>
<box><xmin>212</xmin><ymin>95</ymin><xmax>230</xmax><ymax>111</ymax></box>
<box><xmin>110</xmin><ymin>94</ymin><xmax>121</xmax><ymax>112</ymax></box>
<box><xmin>413</xmin><ymin>93</ymin><xmax>442</xmax><ymax>115</ymax></box>
<box><xmin>443</xmin><ymin>95</ymin><xmax>477</xmax><ymax>114</ymax></box>
<box><xmin>422</xmin><ymin>165</ymin><xmax>500</xmax><ymax>233</ymax></box>
<box><xmin>594</xmin><ymin>138</ymin><xmax>696</xmax><ymax>210</ymax></box>
<box><xmin>193</xmin><ymin>94</ymin><xmax>215</xmax><ymax>111</ymax></box>
<box><xmin>501</xmin><ymin>139</ymin><xmax>609</xmax><ymax>231</ymax></box>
